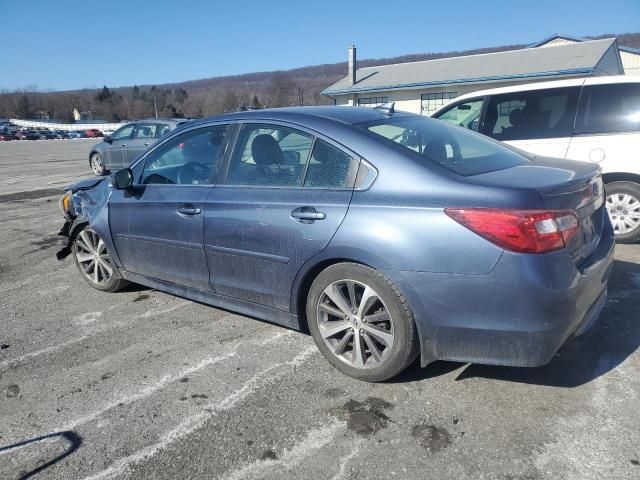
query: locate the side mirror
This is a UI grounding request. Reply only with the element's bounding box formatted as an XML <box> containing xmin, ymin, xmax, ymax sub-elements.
<box><xmin>112</xmin><ymin>168</ymin><xmax>133</xmax><ymax>190</ymax></box>
<box><xmin>104</xmin><ymin>135</ymin><xmax>112</xmax><ymax>143</ymax></box>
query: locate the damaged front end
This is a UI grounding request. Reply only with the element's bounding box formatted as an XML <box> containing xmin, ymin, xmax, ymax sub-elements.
<box><xmin>57</xmin><ymin>176</ymin><xmax>111</xmax><ymax>260</ymax></box>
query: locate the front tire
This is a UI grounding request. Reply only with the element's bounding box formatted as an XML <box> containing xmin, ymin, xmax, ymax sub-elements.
<box><xmin>72</xmin><ymin>227</ymin><xmax>128</xmax><ymax>292</ymax></box>
<box><xmin>605</xmin><ymin>181</ymin><xmax>640</xmax><ymax>244</ymax></box>
<box><xmin>306</xmin><ymin>263</ymin><xmax>419</xmax><ymax>382</ymax></box>
<box><xmin>90</xmin><ymin>153</ymin><xmax>107</xmax><ymax>176</ymax></box>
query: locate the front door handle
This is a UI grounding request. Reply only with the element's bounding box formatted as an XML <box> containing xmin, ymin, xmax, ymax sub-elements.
<box><xmin>291</xmin><ymin>206</ymin><xmax>326</xmax><ymax>223</ymax></box>
<box><xmin>177</xmin><ymin>207</ymin><xmax>201</xmax><ymax>216</ymax></box>
<box><xmin>143</xmin><ymin>142</ymin><xmax>150</xmax><ymax>146</ymax></box>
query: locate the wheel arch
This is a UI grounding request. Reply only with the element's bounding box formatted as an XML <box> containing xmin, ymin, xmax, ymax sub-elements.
<box><xmin>602</xmin><ymin>172</ymin><xmax>640</xmax><ymax>187</ymax></box>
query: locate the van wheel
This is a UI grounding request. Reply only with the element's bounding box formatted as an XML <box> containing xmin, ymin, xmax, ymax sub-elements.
<box><xmin>605</xmin><ymin>181</ymin><xmax>640</xmax><ymax>244</ymax></box>
<box><xmin>306</xmin><ymin>263</ymin><xmax>419</xmax><ymax>382</ymax></box>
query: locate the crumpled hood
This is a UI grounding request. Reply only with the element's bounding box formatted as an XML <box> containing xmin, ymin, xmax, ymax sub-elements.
<box><xmin>64</xmin><ymin>176</ymin><xmax>107</xmax><ymax>193</ymax></box>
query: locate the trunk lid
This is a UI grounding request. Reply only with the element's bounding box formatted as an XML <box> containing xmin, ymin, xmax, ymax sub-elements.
<box><xmin>468</xmin><ymin>156</ymin><xmax>604</xmax><ymax>264</ymax></box>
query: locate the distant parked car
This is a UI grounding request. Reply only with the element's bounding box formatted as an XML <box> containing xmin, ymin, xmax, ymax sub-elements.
<box><xmin>85</xmin><ymin>128</ymin><xmax>104</xmax><ymax>138</ymax></box>
<box><xmin>66</xmin><ymin>131</ymin><xmax>83</xmax><ymax>139</ymax></box>
<box><xmin>0</xmin><ymin>132</ymin><xmax>16</xmax><ymax>141</ymax></box>
<box><xmin>15</xmin><ymin>130</ymin><xmax>39</xmax><ymax>140</ymax></box>
<box><xmin>58</xmin><ymin>106</ymin><xmax>614</xmax><ymax>381</ymax></box>
<box><xmin>52</xmin><ymin>130</ymin><xmax>70</xmax><ymax>139</ymax></box>
<box><xmin>432</xmin><ymin>75</ymin><xmax>640</xmax><ymax>244</ymax></box>
<box><xmin>39</xmin><ymin>131</ymin><xmax>57</xmax><ymax>140</ymax></box>
<box><xmin>88</xmin><ymin>119</ymin><xmax>187</xmax><ymax>175</ymax></box>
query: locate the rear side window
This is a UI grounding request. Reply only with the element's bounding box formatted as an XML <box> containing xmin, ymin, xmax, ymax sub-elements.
<box><xmin>482</xmin><ymin>87</ymin><xmax>579</xmax><ymax>141</ymax></box>
<box><xmin>575</xmin><ymin>83</ymin><xmax>640</xmax><ymax>134</ymax></box>
<box><xmin>365</xmin><ymin>116</ymin><xmax>528</xmax><ymax>176</ymax></box>
<box><xmin>434</xmin><ymin>98</ymin><xmax>484</xmax><ymax>131</ymax></box>
<box><xmin>304</xmin><ymin>140</ymin><xmax>358</xmax><ymax>188</ymax></box>
<box><xmin>225</xmin><ymin>124</ymin><xmax>313</xmax><ymax>187</ymax></box>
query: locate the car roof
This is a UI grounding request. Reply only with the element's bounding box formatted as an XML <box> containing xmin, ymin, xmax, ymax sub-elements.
<box><xmin>432</xmin><ymin>74</ymin><xmax>639</xmax><ymax>114</ymax></box>
<box><xmin>184</xmin><ymin>106</ymin><xmax>417</xmax><ymax>129</ymax></box>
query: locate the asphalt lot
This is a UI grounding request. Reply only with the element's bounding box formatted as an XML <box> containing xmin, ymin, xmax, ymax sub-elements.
<box><xmin>0</xmin><ymin>139</ymin><xmax>639</xmax><ymax>480</ymax></box>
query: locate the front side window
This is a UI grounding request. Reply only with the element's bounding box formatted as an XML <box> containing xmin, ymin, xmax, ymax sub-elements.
<box><xmin>304</xmin><ymin>140</ymin><xmax>358</xmax><ymax>188</ymax></box>
<box><xmin>112</xmin><ymin>125</ymin><xmax>133</xmax><ymax>141</ymax></box>
<box><xmin>364</xmin><ymin>116</ymin><xmax>528</xmax><ymax>176</ymax></box>
<box><xmin>482</xmin><ymin>87</ymin><xmax>579</xmax><ymax>141</ymax></box>
<box><xmin>434</xmin><ymin>98</ymin><xmax>484</xmax><ymax>131</ymax></box>
<box><xmin>225</xmin><ymin>124</ymin><xmax>313</xmax><ymax>187</ymax></box>
<box><xmin>133</xmin><ymin>123</ymin><xmax>157</xmax><ymax>139</ymax></box>
<box><xmin>575</xmin><ymin>83</ymin><xmax>640</xmax><ymax>134</ymax></box>
<box><xmin>141</xmin><ymin>124</ymin><xmax>231</xmax><ymax>185</ymax></box>
<box><xmin>421</xmin><ymin>91</ymin><xmax>457</xmax><ymax>115</ymax></box>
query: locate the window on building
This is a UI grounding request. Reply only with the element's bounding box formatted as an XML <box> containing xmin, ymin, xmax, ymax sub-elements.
<box><xmin>482</xmin><ymin>87</ymin><xmax>580</xmax><ymax>141</ymax></box>
<box><xmin>357</xmin><ymin>97</ymin><xmax>389</xmax><ymax>107</ymax></box>
<box><xmin>421</xmin><ymin>92</ymin><xmax>457</xmax><ymax>115</ymax></box>
<box><xmin>575</xmin><ymin>83</ymin><xmax>640</xmax><ymax>134</ymax></box>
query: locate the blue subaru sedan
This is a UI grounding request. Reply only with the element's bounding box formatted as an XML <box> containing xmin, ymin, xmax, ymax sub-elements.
<box><xmin>57</xmin><ymin>105</ymin><xmax>614</xmax><ymax>382</ymax></box>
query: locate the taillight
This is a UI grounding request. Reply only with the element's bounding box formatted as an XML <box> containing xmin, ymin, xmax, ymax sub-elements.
<box><xmin>445</xmin><ymin>208</ymin><xmax>580</xmax><ymax>254</ymax></box>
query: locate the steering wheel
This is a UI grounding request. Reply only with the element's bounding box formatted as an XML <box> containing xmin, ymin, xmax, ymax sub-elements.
<box><xmin>177</xmin><ymin>162</ymin><xmax>210</xmax><ymax>185</ymax></box>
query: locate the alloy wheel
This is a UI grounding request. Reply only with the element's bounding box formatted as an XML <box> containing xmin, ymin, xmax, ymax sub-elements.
<box><xmin>607</xmin><ymin>193</ymin><xmax>640</xmax><ymax>235</ymax></box>
<box><xmin>91</xmin><ymin>155</ymin><xmax>104</xmax><ymax>175</ymax></box>
<box><xmin>75</xmin><ymin>229</ymin><xmax>114</xmax><ymax>286</ymax></box>
<box><xmin>316</xmin><ymin>279</ymin><xmax>395</xmax><ymax>369</ymax></box>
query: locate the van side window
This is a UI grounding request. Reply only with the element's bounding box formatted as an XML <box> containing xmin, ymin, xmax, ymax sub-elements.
<box><xmin>575</xmin><ymin>84</ymin><xmax>640</xmax><ymax>134</ymax></box>
<box><xmin>482</xmin><ymin>87</ymin><xmax>580</xmax><ymax>141</ymax></box>
<box><xmin>434</xmin><ymin>99</ymin><xmax>484</xmax><ymax>131</ymax></box>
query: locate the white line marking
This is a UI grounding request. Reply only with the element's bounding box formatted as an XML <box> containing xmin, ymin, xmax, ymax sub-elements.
<box><xmin>330</xmin><ymin>442</ymin><xmax>362</xmax><ymax>480</ymax></box>
<box><xmin>82</xmin><ymin>345</ymin><xmax>317</xmax><ymax>480</ymax></box>
<box><xmin>225</xmin><ymin>420</ymin><xmax>343</xmax><ymax>480</ymax></box>
<box><xmin>0</xmin><ymin>335</ymin><xmax>90</xmax><ymax>369</ymax></box>
<box><xmin>139</xmin><ymin>300</ymin><xmax>190</xmax><ymax>319</ymax></box>
<box><xmin>63</xmin><ymin>351</ymin><xmax>237</xmax><ymax>431</ymax></box>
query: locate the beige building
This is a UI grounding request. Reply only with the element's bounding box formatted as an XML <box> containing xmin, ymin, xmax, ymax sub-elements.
<box><xmin>323</xmin><ymin>36</ymin><xmax>629</xmax><ymax>115</ymax></box>
<box><xmin>530</xmin><ymin>34</ymin><xmax>640</xmax><ymax>76</ymax></box>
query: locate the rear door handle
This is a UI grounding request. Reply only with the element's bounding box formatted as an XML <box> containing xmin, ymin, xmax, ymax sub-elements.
<box><xmin>291</xmin><ymin>206</ymin><xmax>326</xmax><ymax>223</ymax></box>
<box><xmin>143</xmin><ymin>142</ymin><xmax>150</xmax><ymax>146</ymax></box>
<box><xmin>177</xmin><ymin>207</ymin><xmax>201</xmax><ymax>216</ymax></box>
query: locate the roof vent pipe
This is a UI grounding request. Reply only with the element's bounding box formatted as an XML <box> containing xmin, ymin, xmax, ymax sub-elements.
<box><xmin>349</xmin><ymin>45</ymin><xmax>357</xmax><ymax>85</ymax></box>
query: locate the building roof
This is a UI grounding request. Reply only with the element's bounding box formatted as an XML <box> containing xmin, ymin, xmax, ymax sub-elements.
<box><xmin>528</xmin><ymin>33</ymin><xmax>640</xmax><ymax>54</ymax></box>
<box><xmin>322</xmin><ymin>38</ymin><xmax>618</xmax><ymax>96</ymax></box>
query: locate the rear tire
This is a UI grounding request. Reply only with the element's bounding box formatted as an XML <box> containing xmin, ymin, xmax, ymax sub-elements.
<box><xmin>72</xmin><ymin>227</ymin><xmax>128</xmax><ymax>292</ymax></box>
<box><xmin>306</xmin><ymin>263</ymin><xmax>419</xmax><ymax>382</ymax></box>
<box><xmin>605</xmin><ymin>181</ymin><xmax>640</xmax><ymax>244</ymax></box>
<box><xmin>90</xmin><ymin>153</ymin><xmax>107</xmax><ymax>176</ymax></box>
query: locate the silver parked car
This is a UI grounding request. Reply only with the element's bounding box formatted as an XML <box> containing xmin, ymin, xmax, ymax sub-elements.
<box><xmin>89</xmin><ymin>119</ymin><xmax>188</xmax><ymax>175</ymax></box>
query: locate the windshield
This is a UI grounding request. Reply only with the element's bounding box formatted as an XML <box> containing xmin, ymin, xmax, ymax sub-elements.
<box><xmin>363</xmin><ymin>116</ymin><xmax>529</xmax><ymax>176</ymax></box>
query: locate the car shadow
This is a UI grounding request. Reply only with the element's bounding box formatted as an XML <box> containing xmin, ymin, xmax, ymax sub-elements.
<box><xmin>0</xmin><ymin>431</ymin><xmax>82</xmax><ymax>480</ymax></box>
<box><xmin>392</xmin><ymin>259</ymin><xmax>640</xmax><ymax>387</ymax></box>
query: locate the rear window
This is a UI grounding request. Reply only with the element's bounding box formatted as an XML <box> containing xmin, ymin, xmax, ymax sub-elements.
<box><xmin>575</xmin><ymin>83</ymin><xmax>640</xmax><ymax>134</ymax></box>
<box><xmin>364</xmin><ymin>116</ymin><xmax>528</xmax><ymax>176</ymax></box>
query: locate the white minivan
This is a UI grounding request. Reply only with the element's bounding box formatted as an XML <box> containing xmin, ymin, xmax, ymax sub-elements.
<box><xmin>432</xmin><ymin>76</ymin><xmax>640</xmax><ymax>243</ymax></box>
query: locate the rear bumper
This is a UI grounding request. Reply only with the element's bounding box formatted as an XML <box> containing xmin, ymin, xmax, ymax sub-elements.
<box><xmin>385</xmin><ymin>221</ymin><xmax>615</xmax><ymax>368</ymax></box>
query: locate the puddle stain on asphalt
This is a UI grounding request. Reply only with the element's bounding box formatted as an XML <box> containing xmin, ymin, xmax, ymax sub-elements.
<box><xmin>260</xmin><ymin>449</ymin><xmax>278</xmax><ymax>460</ymax></box>
<box><xmin>132</xmin><ymin>294</ymin><xmax>150</xmax><ymax>303</ymax></box>
<box><xmin>411</xmin><ymin>421</ymin><xmax>453</xmax><ymax>453</ymax></box>
<box><xmin>5</xmin><ymin>384</ymin><xmax>20</xmax><ymax>398</ymax></box>
<box><xmin>332</xmin><ymin>397</ymin><xmax>394</xmax><ymax>436</ymax></box>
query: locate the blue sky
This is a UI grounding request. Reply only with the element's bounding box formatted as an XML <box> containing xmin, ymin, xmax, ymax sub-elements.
<box><xmin>1</xmin><ymin>0</ymin><xmax>638</xmax><ymax>91</ymax></box>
